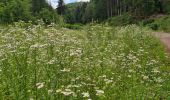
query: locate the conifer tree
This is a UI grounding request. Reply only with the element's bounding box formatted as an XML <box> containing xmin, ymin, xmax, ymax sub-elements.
<box><xmin>57</xmin><ymin>0</ymin><xmax>65</xmax><ymax>15</ymax></box>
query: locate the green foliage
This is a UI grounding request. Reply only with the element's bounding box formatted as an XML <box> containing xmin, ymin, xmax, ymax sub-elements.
<box><xmin>107</xmin><ymin>14</ymin><xmax>134</xmax><ymax>26</ymax></box>
<box><xmin>32</xmin><ymin>0</ymin><xmax>52</xmax><ymax>14</ymax></box>
<box><xmin>0</xmin><ymin>24</ymin><xmax>170</xmax><ymax>99</ymax></box>
<box><xmin>39</xmin><ymin>8</ymin><xmax>57</xmax><ymax>24</ymax></box>
<box><xmin>64</xmin><ymin>0</ymin><xmax>170</xmax><ymax>24</ymax></box>
<box><xmin>147</xmin><ymin>22</ymin><xmax>159</xmax><ymax>30</ymax></box>
<box><xmin>162</xmin><ymin>1</ymin><xmax>170</xmax><ymax>13</ymax></box>
<box><xmin>57</xmin><ymin>0</ymin><xmax>65</xmax><ymax>15</ymax></box>
<box><xmin>143</xmin><ymin>15</ymin><xmax>170</xmax><ymax>32</ymax></box>
<box><xmin>82</xmin><ymin>3</ymin><xmax>95</xmax><ymax>23</ymax></box>
<box><xmin>0</xmin><ymin>0</ymin><xmax>61</xmax><ymax>25</ymax></box>
<box><xmin>0</xmin><ymin>0</ymin><xmax>31</xmax><ymax>23</ymax></box>
<box><xmin>64</xmin><ymin>24</ymin><xmax>82</xmax><ymax>30</ymax></box>
<box><xmin>156</xmin><ymin>16</ymin><xmax>170</xmax><ymax>32</ymax></box>
<box><xmin>64</xmin><ymin>2</ymin><xmax>88</xmax><ymax>24</ymax></box>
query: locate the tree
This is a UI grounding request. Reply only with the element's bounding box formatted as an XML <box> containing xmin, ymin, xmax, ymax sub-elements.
<box><xmin>0</xmin><ymin>0</ymin><xmax>60</xmax><ymax>24</ymax></box>
<box><xmin>57</xmin><ymin>0</ymin><xmax>65</xmax><ymax>15</ymax></box>
<box><xmin>82</xmin><ymin>2</ymin><xmax>95</xmax><ymax>23</ymax></box>
<box><xmin>32</xmin><ymin>0</ymin><xmax>52</xmax><ymax>14</ymax></box>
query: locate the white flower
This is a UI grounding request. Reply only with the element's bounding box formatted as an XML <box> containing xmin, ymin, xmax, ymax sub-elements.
<box><xmin>48</xmin><ymin>89</ymin><xmax>53</xmax><ymax>94</ymax></box>
<box><xmin>61</xmin><ymin>91</ymin><xmax>73</xmax><ymax>96</ymax></box>
<box><xmin>60</xmin><ymin>68</ymin><xmax>71</xmax><ymax>72</ymax></box>
<box><xmin>36</xmin><ymin>82</ymin><xmax>44</xmax><ymax>89</ymax></box>
<box><xmin>153</xmin><ymin>68</ymin><xmax>160</xmax><ymax>73</ymax></box>
<box><xmin>30</xmin><ymin>43</ymin><xmax>40</xmax><ymax>49</ymax></box>
<box><xmin>56</xmin><ymin>89</ymin><xmax>62</xmax><ymax>93</ymax></box>
<box><xmin>129</xmin><ymin>69</ymin><xmax>134</xmax><ymax>73</ymax></box>
<box><xmin>143</xmin><ymin>76</ymin><xmax>149</xmax><ymax>80</ymax></box>
<box><xmin>70</xmin><ymin>48</ymin><xmax>83</xmax><ymax>57</ymax></box>
<box><xmin>104</xmin><ymin>79</ymin><xmax>113</xmax><ymax>84</ymax></box>
<box><xmin>96</xmin><ymin>90</ymin><xmax>104</xmax><ymax>96</ymax></box>
<box><xmin>155</xmin><ymin>77</ymin><xmax>163</xmax><ymax>83</ymax></box>
<box><xmin>61</xmin><ymin>89</ymin><xmax>75</xmax><ymax>96</ymax></box>
<box><xmin>82</xmin><ymin>92</ymin><xmax>90</xmax><ymax>98</ymax></box>
<box><xmin>127</xmin><ymin>75</ymin><xmax>131</xmax><ymax>78</ymax></box>
<box><xmin>30</xmin><ymin>98</ymin><xmax>34</xmax><ymax>100</ymax></box>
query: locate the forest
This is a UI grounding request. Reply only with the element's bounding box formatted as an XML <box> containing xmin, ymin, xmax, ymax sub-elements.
<box><xmin>0</xmin><ymin>0</ymin><xmax>170</xmax><ymax>24</ymax></box>
<box><xmin>0</xmin><ymin>0</ymin><xmax>170</xmax><ymax>100</ymax></box>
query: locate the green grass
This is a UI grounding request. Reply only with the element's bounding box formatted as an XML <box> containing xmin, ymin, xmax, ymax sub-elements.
<box><xmin>0</xmin><ymin>24</ymin><xmax>170</xmax><ymax>100</ymax></box>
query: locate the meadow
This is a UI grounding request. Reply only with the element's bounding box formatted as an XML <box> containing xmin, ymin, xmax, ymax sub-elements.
<box><xmin>0</xmin><ymin>22</ymin><xmax>170</xmax><ymax>100</ymax></box>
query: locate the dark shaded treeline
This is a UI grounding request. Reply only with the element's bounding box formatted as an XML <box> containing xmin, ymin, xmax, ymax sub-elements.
<box><xmin>63</xmin><ymin>0</ymin><xmax>170</xmax><ymax>24</ymax></box>
<box><xmin>0</xmin><ymin>0</ymin><xmax>170</xmax><ymax>24</ymax></box>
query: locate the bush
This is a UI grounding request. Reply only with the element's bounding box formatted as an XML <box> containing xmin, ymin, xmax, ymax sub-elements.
<box><xmin>107</xmin><ymin>14</ymin><xmax>134</xmax><ymax>26</ymax></box>
<box><xmin>148</xmin><ymin>23</ymin><xmax>159</xmax><ymax>30</ymax></box>
<box><xmin>141</xmin><ymin>19</ymin><xmax>155</xmax><ymax>26</ymax></box>
<box><xmin>64</xmin><ymin>24</ymin><xmax>82</xmax><ymax>30</ymax></box>
<box><xmin>39</xmin><ymin>8</ymin><xmax>61</xmax><ymax>25</ymax></box>
<box><xmin>153</xmin><ymin>16</ymin><xmax>170</xmax><ymax>32</ymax></box>
<box><xmin>142</xmin><ymin>15</ymin><xmax>170</xmax><ymax>32</ymax></box>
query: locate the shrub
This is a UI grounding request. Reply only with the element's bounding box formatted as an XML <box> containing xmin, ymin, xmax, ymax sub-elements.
<box><xmin>107</xmin><ymin>13</ymin><xmax>134</xmax><ymax>26</ymax></box>
<box><xmin>142</xmin><ymin>15</ymin><xmax>170</xmax><ymax>32</ymax></box>
<box><xmin>153</xmin><ymin>15</ymin><xmax>170</xmax><ymax>32</ymax></box>
<box><xmin>64</xmin><ymin>24</ymin><xmax>82</xmax><ymax>30</ymax></box>
<box><xmin>148</xmin><ymin>23</ymin><xmax>159</xmax><ymax>30</ymax></box>
<box><xmin>39</xmin><ymin>8</ymin><xmax>61</xmax><ymax>25</ymax></box>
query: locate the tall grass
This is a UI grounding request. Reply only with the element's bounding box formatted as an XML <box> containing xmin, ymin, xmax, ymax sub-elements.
<box><xmin>0</xmin><ymin>23</ymin><xmax>170</xmax><ymax>99</ymax></box>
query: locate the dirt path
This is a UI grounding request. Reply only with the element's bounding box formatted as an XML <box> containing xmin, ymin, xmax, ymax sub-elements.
<box><xmin>154</xmin><ymin>32</ymin><xmax>170</xmax><ymax>54</ymax></box>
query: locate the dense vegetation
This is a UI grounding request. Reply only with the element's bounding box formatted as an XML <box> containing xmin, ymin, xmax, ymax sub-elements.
<box><xmin>142</xmin><ymin>15</ymin><xmax>170</xmax><ymax>32</ymax></box>
<box><xmin>0</xmin><ymin>23</ymin><xmax>170</xmax><ymax>99</ymax></box>
<box><xmin>1</xmin><ymin>0</ymin><xmax>170</xmax><ymax>25</ymax></box>
<box><xmin>1</xmin><ymin>0</ymin><xmax>170</xmax><ymax>99</ymax></box>
<box><xmin>63</xmin><ymin>0</ymin><xmax>170</xmax><ymax>24</ymax></box>
<box><xmin>0</xmin><ymin>0</ymin><xmax>62</xmax><ymax>24</ymax></box>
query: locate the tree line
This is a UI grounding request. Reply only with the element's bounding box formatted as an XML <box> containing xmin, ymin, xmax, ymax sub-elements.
<box><xmin>61</xmin><ymin>0</ymin><xmax>170</xmax><ymax>23</ymax></box>
<box><xmin>0</xmin><ymin>0</ymin><xmax>170</xmax><ymax>24</ymax></box>
<box><xmin>0</xmin><ymin>0</ymin><xmax>62</xmax><ymax>24</ymax></box>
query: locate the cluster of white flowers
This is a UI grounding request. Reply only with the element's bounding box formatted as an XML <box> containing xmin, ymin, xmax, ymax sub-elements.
<box><xmin>60</xmin><ymin>68</ymin><xmax>71</xmax><ymax>72</ymax></box>
<box><xmin>57</xmin><ymin>88</ymin><xmax>75</xmax><ymax>96</ymax></box>
<box><xmin>36</xmin><ymin>82</ymin><xmax>44</xmax><ymax>89</ymax></box>
<box><xmin>0</xmin><ymin>24</ymin><xmax>169</xmax><ymax>99</ymax></box>
<box><xmin>82</xmin><ymin>92</ymin><xmax>90</xmax><ymax>98</ymax></box>
<box><xmin>70</xmin><ymin>48</ymin><xmax>83</xmax><ymax>57</ymax></box>
<box><xmin>96</xmin><ymin>90</ymin><xmax>105</xmax><ymax>96</ymax></box>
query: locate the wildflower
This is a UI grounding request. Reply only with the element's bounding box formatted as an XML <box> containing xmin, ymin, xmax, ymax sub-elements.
<box><xmin>155</xmin><ymin>77</ymin><xmax>163</xmax><ymax>83</ymax></box>
<box><xmin>30</xmin><ymin>43</ymin><xmax>40</xmax><ymax>49</ymax></box>
<box><xmin>127</xmin><ymin>75</ymin><xmax>131</xmax><ymax>78</ymax></box>
<box><xmin>36</xmin><ymin>82</ymin><xmax>44</xmax><ymax>89</ymax></box>
<box><xmin>60</xmin><ymin>68</ymin><xmax>71</xmax><ymax>72</ymax></box>
<box><xmin>99</xmin><ymin>75</ymin><xmax>107</xmax><ymax>78</ymax></box>
<box><xmin>136</xmin><ymin>64</ymin><xmax>142</xmax><ymax>68</ymax></box>
<box><xmin>96</xmin><ymin>90</ymin><xmax>104</xmax><ymax>96</ymax></box>
<box><xmin>104</xmin><ymin>79</ymin><xmax>113</xmax><ymax>84</ymax></box>
<box><xmin>152</xmin><ymin>68</ymin><xmax>160</xmax><ymax>73</ymax></box>
<box><xmin>30</xmin><ymin>98</ymin><xmax>34</xmax><ymax>100</ymax></box>
<box><xmin>70</xmin><ymin>48</ymin><xmax>83</xmax><ymax>57</ymax></box>
<box><xmin>47</xmin><ymin>58</ymin><xmax>56</xmax><ymax>65</ymax></box>
<box><xmin>129</xmin><ymin>69</ymin><xmax>134</xmax><ymax>73</ymax></box>
<box><xmin>56</xmin><ymin>89</ymin><xmax>62</xmax><ymax>93</ymax></box>
<box><xmin>143</xmin><ymin>76</ymin><xmax>149</xmax><ymax>80</ymax></box>
<box><xmin>61</xmin><ymin>89</ymin><xmax>75</xmax><ymax>96</ymax></box>
<box><xmin>48</xmin><ymin>89</ymin><xmax>53</xmax><ymax>94</ymax></box>
<box><xmin>82</xmin><ymin>92</ymin><xmax>90</xmax><ymax>98</ymax></box>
